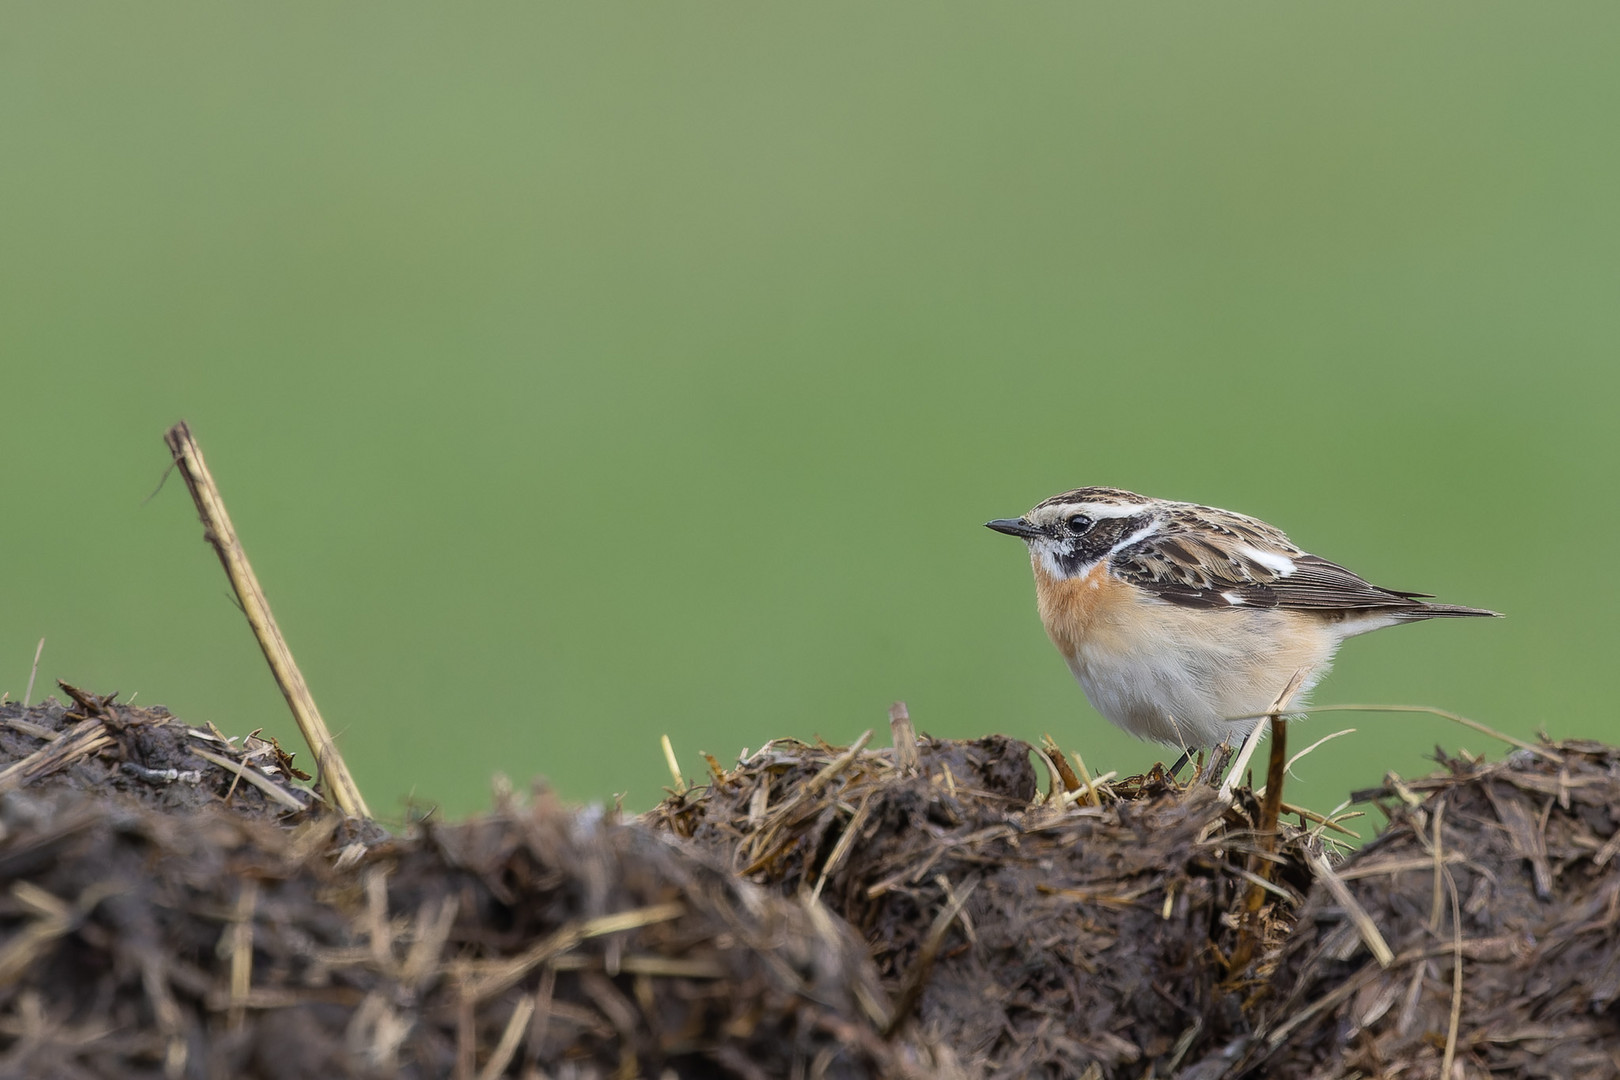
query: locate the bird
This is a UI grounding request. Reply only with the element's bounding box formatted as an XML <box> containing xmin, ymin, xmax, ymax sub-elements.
<box><xmin>986</xmin><ymin>487</ymin><xmax>1499</xmax><ymax>750</ymax></box>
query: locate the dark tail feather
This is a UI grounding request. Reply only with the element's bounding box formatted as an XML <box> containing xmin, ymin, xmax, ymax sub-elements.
<box><xmin>1401</xmin><ymin>602</ymin><xmax>1502</xmax><ymax>620</ymax></box>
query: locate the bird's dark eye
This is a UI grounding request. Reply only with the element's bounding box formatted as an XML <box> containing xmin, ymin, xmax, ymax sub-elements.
<box><xmin>1066</xmin><ymin>515</ymin><xmax>1093</xmax><ymax>535</ymax></box>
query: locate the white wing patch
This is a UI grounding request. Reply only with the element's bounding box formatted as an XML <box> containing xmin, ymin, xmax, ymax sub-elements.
<box><xmin>1237</xmin><ymin>545</ymin><xmax>1297</xmax><ymax>578</ymax></box>
<box><xmin>1221</xmin><ymin>591</ymin><xmax>1245</xmax><ymax>606</ymax></box>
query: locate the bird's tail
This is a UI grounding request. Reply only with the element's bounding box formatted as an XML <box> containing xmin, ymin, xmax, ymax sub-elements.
<box><xmin>1399</xmin><ymin>602</ymin><xmax>1502</xmax><ymax>620</ymax></box>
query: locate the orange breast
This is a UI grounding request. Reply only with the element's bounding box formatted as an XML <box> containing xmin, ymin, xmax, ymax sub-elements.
<box><xmin>1031</xmin><ymin>557</ymin><xmax>1136</xmax><ymax>658</ymax></box>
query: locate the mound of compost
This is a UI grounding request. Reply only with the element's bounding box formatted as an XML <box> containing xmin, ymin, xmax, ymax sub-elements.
<box><xmin>5</xmin><ymin>683</ymin><xmax>1613</xmax><ymax>1080</ymax></box>
<box><xmin>0</xmin><ymin>683</ymin><xmax>321</xmax><ymax>823</ymax></box>
<box><xmin>0</xmin><ymin>692</ymin><xmax>958</xmax><ymax>1079</ymax></box>
<box><xmin>648</xmin><ymin>727</ymin><xmax>1322</xmax><ymax>1078</ymax></box>
<box><xmin>1229</xmin><ymin>740</ymin><xmax>1620</xmax><ymax>1080</ymax></box>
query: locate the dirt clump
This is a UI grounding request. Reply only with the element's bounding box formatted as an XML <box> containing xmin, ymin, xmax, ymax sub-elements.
<box><xmin>0</xmin><ymin>684</ymin><xmax>319</xmax><ymax>823</ymax></box>
<box><xmin>0</xmin><ymin>693</ymin><xmax>958</xmax><ymax>1079</ymax></box>
<box><xmin>1234</xmin><ymin>740</ymin><xmax>1620</xmax><ymax>1079</ymax></box>
<box><xmin>7</xmin><ymin>681</ymin><xmax>1612</xmax><ymax>1079</ymax></box>
<box><xmin>649</xmin><ymin>729</ymin><xmax>1321</xmax><ymax>1078</ymax></box>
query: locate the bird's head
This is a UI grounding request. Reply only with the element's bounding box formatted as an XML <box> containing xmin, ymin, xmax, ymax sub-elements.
<box><xmin>986</xmin><ymin>486</ymin><xmax>1162</xmax><ymax>580</ymax></box>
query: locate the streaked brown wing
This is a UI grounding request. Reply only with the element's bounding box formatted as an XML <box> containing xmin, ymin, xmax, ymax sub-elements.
<box><xmin>1114</xmin><ymin>530</ymin><xmax>1429</xmax><ymax>612</ymax></box>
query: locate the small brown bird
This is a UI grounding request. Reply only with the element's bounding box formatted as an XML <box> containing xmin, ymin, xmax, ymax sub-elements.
<box><xmin>987</xmin><ymin>487</ymin><xmax>1499</xmax><ymax>749</ymax></box>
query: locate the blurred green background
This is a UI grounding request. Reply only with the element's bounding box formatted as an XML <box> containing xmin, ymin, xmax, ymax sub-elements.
<box><xmin>3</xmin><ymin>4</ymin><xmax>1616</xmax><ymax>822</ymax></box>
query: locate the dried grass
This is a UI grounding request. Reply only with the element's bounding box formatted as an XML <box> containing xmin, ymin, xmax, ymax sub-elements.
<box><xmin>1237</xmin><ymin>740</ymin><xmax>1620</xmax><ymax>1079</ymax></box>
<box><xmin>648</xmin><ymin>719</ymin><xmax>1320</xmax><ymax>1078</ymax></box>
<box><xmin>2</xmin><ymin>684</ymin><xmax>1612</xmax><ymax>1079</ymax></box>
<box><xmin>0</xmin><ymin>692</ymin><xmax>958</xmax><ymax>1079</ymax></box>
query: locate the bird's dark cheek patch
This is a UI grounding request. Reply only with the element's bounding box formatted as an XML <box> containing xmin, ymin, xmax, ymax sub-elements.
<box><xmin>1055</xmin><ymin>524</ymin><xmax>1119</xmax><ymax>575</ymax></box>
<box><xmin>1052</xmin><ymin>546</ymin><xmax>1096</xmax><ymax>578</ymax></box>
<box><xmin>1053</xmin><ymin>515</ymin><xmax>1150</xmax><ymax>576</ymax></box>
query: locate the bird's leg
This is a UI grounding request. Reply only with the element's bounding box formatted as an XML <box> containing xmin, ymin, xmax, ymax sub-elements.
<box><xmin>1201</xmin><ymin>741</ymin><xmax>1236</xmax><ymax>787</ymax></box>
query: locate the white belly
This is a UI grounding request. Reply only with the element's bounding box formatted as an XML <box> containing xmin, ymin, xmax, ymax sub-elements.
<box><xmin>1065</xmin><ymin>604</ymin><xmax>1339</xmax><ymax>749</ymax></box>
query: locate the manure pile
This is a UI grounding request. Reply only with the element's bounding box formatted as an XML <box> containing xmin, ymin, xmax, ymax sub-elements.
<box><xmin>0</xmin><ymin>686</ymin><xmax>1616</xmax><ymax>1079</ymax></box>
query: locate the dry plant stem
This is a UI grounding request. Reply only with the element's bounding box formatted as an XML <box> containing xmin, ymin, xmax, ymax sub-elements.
<box><xmin>189</xmin><ymin>747</ymin><xmax>310</xmax><ymax>813</ymax></box>
<box><xmin>1069</xmin><ymin>749</ymin><xmax>1098</xmax><ymax>805</ymax></box>
<box><xmin>1441</xmin><ymin>862</ymin><xmax>1464</xmax><ymax>1078</ymax></box>
<box><xmin>660</xmin><ymin>734</ymin><xmax>686</xmax><ymax>793</ymax></box>
<box><xmin>1305</xmin><ymin>850</ymin><xmax>1394</xmax><ymax>967</ymax></box>
<box><xmin>1228</xmin><ymin>715</ymin><xmax>1289</xmax><ymax>977</ymax></box>
<box><xmin>1029</xmin><ymin>744</ymin><xmax>1062</xmax><ymax>804</ymax></box>
<box><xmin>1278</xmin><ymin>801</ymin><xmax>1360</xmax><ymax>840</ymax></box>
<box><xmin>163</xmin><ymin>421</ymin><xmax>370</xmax><ymax>818</ymax></box>
<box><xmin>1221</xmin><ymin>719</ymin><xmax>1269</xmax><ymax>803</ymax></box>
<box><xmin>23</xmin><ymin>638</ymin><xmax>44</xmax><ymax>707</ymax></box>
<box><xmin>1232</xmin><ymin>703</ymin><xmax>1557</xmax><ymax>762</ymax></box>
<box><xmin>882</xmin><ymin>877</ymin><xmax>979</xmax><ymax>1038</ymax></box>
<box><xmin>888</xmin><ymin>702</ymin><xmax>920</xmax><ymax>775</ymax></box>
<box><xmin>1040</xmin><ymin>734</ymin><xmax>1083</xmax><ymax>794</ymax></box>
<box><xmin>1258</xmin><ymin>715</ymin><xmax>1287</xmax><ymax>870</ymax></box>
<box><xmin>1226</xmin><ymin>672</ymin><xmax>1305</xmax><ymax>975</ymax></box>
<box><xmin>1220</xmin><ymin>668</ymin><xmax>1305</xmax><ymax>803</ymax></box>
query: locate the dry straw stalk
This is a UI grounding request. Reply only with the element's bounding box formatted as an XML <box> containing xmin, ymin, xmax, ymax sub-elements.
<box><xmin>163</xmin><ymin>421</ymin><xmax>370</xmax><ymax>818</ymax></box>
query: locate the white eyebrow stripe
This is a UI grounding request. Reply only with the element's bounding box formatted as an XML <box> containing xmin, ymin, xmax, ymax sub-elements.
<box><xmin>1109</xmin><ymin>520</ymin><xmax>1160</xmax><ymax>555</ymax></box>
<box><xmin>1236</xmin><ymin>545</ymin><xmax>1297</xmax><ymax>577</ymax></box>
<box><xmin>1076</xmin><ymin>502</ymin><xmax>1152</xmax><ymax>520</ymax></box>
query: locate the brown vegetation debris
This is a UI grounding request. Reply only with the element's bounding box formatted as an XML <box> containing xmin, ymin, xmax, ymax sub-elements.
<box><xmin>12</xmin><ymin>680</ymin><xmax>1610</xmax><ymax>1080</ymax></box>
<box><xmin>1235</xmin><ymin>740</ymin><xmax>1620</xmax><ymax>1080</ymax></box>
<box><xmin>0</xmin><ymin>686</ymin><xmax>319</xmax><ymax>821</ymax></box>
<box><xmin>0</xmin><ymin>692</ymin><xmax>958</xmax><ymax>1079</ymax></box>
<box><xmin>648</xmin><ymin>731</ymin><xmax>1321</xmax><ymax>1079</ymax></box>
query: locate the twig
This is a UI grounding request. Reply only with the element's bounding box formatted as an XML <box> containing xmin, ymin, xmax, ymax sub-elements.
<box><xmin>1070</xmin><ymin>749</ymin><xmax>1098</xmax><ymax>805</ymax></box>
<box><xmin>1040</xmin><ymin>734</ymin><xmax>1083</xmax><ymax>794</ymax></box>
<box><xmin>1427</xmin><ymin>801</ymin><xmax>1448</xmax><ymax>933</ymax></box>
<box><xmin>163</xmin><ymin>421</ymin><xmax>370</xmax><ymax>818</ymax></box>
<box><xmin>1305</xmin><ymin>850</ymin><xmax>1394</xmax><ymax>967</ymax></box>
<box><xmin>1222</xmin><ymin>710</ymin><xmax>1270</xmax><ymax>803</ymax></box>
<box><xmin>228</xmin><ymin>880</ymin><xmax>259</xmax><ymax>1028</ymax></box>
<box><xmin>1059</xmin><ymin>771</ymin><xmax>1117</xmax><ymax>805</ymax></box>
<box><xmin>810</xmin><ymin>794</ymin><xmax>873</xmax><ymax>903</ymax></box>
<box><xmin>740</xmin><ymin>731</ymin><xmax>873</xmax><ymax>873</ymax></box>
<box><xmin>883</xmin><ymin>876</ymin><xmax>979</xmax><ymax>1037</ymax></box>
<box><xmin>0</xmin><ymin>718</ymin><xmax>115</xmax><ymax>795</ymax></box>
<box><xmin>1260</xmin><ymin>712</ymin><xmax>1288</xmax><ymax>847</ymax></box>
<box><xmin>476</xmin><ymin>995</ymin><xmax>536</xmax><ymax>1080</ymax></box>
<box><xmin>1441</xmin><ymin>861</ymin><xmax>1465</xmax><ymax>1079</ymax></box>
<box><xmin>889</xmin><ymin>702</ymin><xmax>920</xmax><ymax>775</ymax></box>
<box><xmin>1232</xmin><ymin>703</ymin><xmax>1557</xmax><ymax>763</ymax></box>
<box><xmin>23</xmin><ymin>638</ymin><xmax>44</xmax><ymax>707</ymax></box>
<box><xmin>1220</xmin><ymin>668</ymin><xmax>1306</xmax><ymax>802</ymax></box>
<box><xmin>460</xmin><ymin>902</ymin><xmax>686</xmax><ymax>1004</ymax></box>
<box><xmin>1030</xmin><ymin>743</ymin><xmax>1064</xmax><ymax>805</ymax></box>
<box><xmin>1281</xmin><ymin>801</ymin><xmax>1361</xmax><ymax>839</ymax></box>
<box><xmin>1283</xmin><ymin>728</ymin><xmax>1357</xmax><ymax>776</ymax></box>
<box><xmin>1225</xmin><ymin>670</ymin><xmax>1306</xmax><ymax>976</ymax></box>
<box><xmin>0</xmin><ymin>716</ymin><xmax>60</xmax><ymax>741</ymax></box>
<box><xmin>805</xmin><ymin>729</ymin><xmax>873</xmax><ymax>796</ymax></box>
<box><xmin>660</xmin><ymin>734</ymin><xmax>686</xmax><ymax>793</ymax></box>
<box><xmin>191</xmin><ymin>747</ymin><xmax>311</xmax><ymax>812</ymax></box>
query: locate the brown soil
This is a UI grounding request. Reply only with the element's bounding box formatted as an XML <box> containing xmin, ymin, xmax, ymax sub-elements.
<box><xmin>0</xmin><ymin>684</ymin><xmax>1613</xmax><ymax>1079</ymax></box>
<box><xmin>647</xmin><ymin>733</ymin><xmax>1315</xmax><ymax>1078</ymax></box>
<box><xmin>1238</xmin><ymin>741</ymin><xmax>1620</xmax><ymax>1079</ymax></box>
<box><xmin>0</xmin><ymin>687</ymin><xmax>954</xmax><ymax>1079</ymax></box>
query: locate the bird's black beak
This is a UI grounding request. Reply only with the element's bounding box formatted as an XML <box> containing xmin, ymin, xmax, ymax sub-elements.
<box><xmin>985</xmin><ymin>517</ymin><xmax>1044</xmax><ymax>539</ymax></box>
